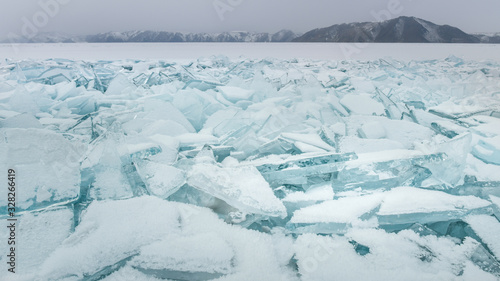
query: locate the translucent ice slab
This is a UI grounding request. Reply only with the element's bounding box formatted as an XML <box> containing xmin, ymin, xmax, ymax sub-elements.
<box><xmin>0</xmin><ymin>128</ymin><xmax>81</xmax><ymax>214</ymax></box>
<box><xmin>248</xmin><ymin>151</ymin><xmax>356</xmax><ymax>186</ymax></box>
<box><xmin>187</xmin><ymin>157</ymin><xmax>286</xmax><ymax>218</ymax></box>
<box><xmin>38</xmin><ymin>197</ymin><xmax>183</xmax><ymax>280</ymax></box>
<box><xmin>377</xmin><ymin>187</ymin><xmax>493</xmax><ymax>226</ymax></box>
<box><xmin>135</xmin><ymin>161</ymin><xmax>185</xmax><ymax>199</ymax></box>
<box><xmin>472</xmin><ymin>136</ymin><xmax>500</xmax><ymax>165</ymax></box>
<box><xmin>464</xmin><ymin>215</ymin><xmax>500</xmax><ymax>259</ymax></box>
<box><xmin>0</xmin><ymin>207</ymin><xmax>73</xmax><ymax>275</ymax></box>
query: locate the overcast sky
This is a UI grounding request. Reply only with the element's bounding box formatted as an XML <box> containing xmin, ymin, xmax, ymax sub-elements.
<box><xmin>1</xmin><ymin>0</ymin><xmax>499</xmax><ymax>39</ymax></box>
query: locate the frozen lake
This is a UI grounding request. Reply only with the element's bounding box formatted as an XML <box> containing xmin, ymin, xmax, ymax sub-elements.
<box><xmin>1</xmin><ymin>43</ymin><xmax>500</xmax><ymax>280</ymax></box>
<box><xmin>2</xmin><ymin>42</ymin><xmax>500</xmax><ymax>61</ymax></box>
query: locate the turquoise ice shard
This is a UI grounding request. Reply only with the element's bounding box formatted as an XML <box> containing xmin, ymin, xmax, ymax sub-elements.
<box><xmin>430</xmin><ymin>120</ymin><xmax>466</xmax><ymax>138</ymax></box>
<box><xmin>143</xmin><ymin>100</ymin><xmax>196</xmax><ymax>134</ymax></box>
<box><xmin>375</xmin><ymin>88</ymin><xmax>406</xmax><ymax>120</ymax></box>
<box><xmin>422</xmin><ymin>133</ymin><xmax>472</xmax><ymax>188</ymax></box>
<box><xmin>332</xmin><ymin>150</ymin><xmax>443</xmax><ymax>191</ymax></box>
<box><xmin>472</xmin><ymin>136</ymin><xmax>500</xmax><ymax>165</ymax></box>
<box><xmin>288</xmin><ymin>187</ymin><xmax>493</xmax><ymax>234</ymax></box>
<box><xmin>258</xmin><ymin>137</ymin><xmax>297</xmax><ymax>156</ymax></box>
<box><xmin>135</xmin><ymin>161</ymin><xmax>186</xmax><ymax>199</ymax></box>
<box><xmin>452</xmin><ymin>176</ymin><xmax>500</xmax><ymax>199</ymax></box>
<box><xmin>82</xmin><ymin>137</ymin><xmax>134</xmax><ymax>200</ymax></box>
<box><xmin>186</xmin><ymin>150</ymin><xmax>287</xmax><ymax>218</ymax></box>
<box><xmin>249</xmin><ymin>151</ymin><xmax>356</xmax><ymax>187</ymax></box>
<box><xmin>0</xmin><ymin>128</ymin><xmax>81</xmax><ymax>214</ymax></box>
<box><xmin>376</xmin><ymin>187</ymin><xmax>493</xmax><ymax>226</ymax></box>
<box><xmin>119</xmin><ymin>141</ymin><xmax>163</xmax><ymax>161</ymax></box>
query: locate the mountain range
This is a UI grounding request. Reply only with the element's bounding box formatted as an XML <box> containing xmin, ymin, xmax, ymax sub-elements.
<box><xmin>3</xmin><ymin>16</ymin><xmax>499</xmax><ymax>44</ymax></box>
<box><xmin>4</xmin><ymin>30</ymin><xmax>298</xmax><ymax>43</ymax></box>
<box><xmin>292</xmin><ymin>16</ymin><xmax>498</xmax><ymax>43</ymax></box>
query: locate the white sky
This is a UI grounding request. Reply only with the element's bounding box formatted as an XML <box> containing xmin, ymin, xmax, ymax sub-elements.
<box><xmin>1</xmin><ymin>0</ymin><xmax>499</xmax><ymax>38</ymax></box>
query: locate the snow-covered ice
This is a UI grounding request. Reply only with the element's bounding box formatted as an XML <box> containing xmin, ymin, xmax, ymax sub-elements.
<box><xmin>1</xmin><ymin>48</ymin><xmax>500</xmax><ymax>280</ymax></box>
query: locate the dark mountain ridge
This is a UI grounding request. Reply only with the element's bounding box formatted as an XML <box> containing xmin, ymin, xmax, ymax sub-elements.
<box><xmin>3</xmin><ymin>17</ymin><xmax>498</xmax><ymax>43</ymax></box>
<box><xmin>293</xmin><ymin>16</ymin><xmax>481</xmax><ymax>43</ymax></box>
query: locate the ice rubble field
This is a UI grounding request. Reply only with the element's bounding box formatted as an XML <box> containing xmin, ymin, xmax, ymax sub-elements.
<box><xmin>0</xmin><ymin>55</ymin><xmax>500</xmax><ymax>281</ymax></box>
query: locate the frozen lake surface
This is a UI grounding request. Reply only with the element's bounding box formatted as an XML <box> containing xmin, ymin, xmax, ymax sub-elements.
<box><xmin>1</xmin><ymin>43</ymin><xmax>500</xmax><ymax>280</ymax></box>
<box><xmin>2</xmin><ymin>42</ymin><xmax>500</xmax><ymax>61</ymax></box>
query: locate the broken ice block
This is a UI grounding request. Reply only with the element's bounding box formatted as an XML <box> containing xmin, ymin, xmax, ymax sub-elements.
<box><xmin>184</xmin><ymin>79</ymin><xmax>223</xmax><ymax>91</ymax></box>
<box><xmin>253</xmin><ymin>151</ymin><xmax>356</xmax><ymax>173</ymax></box>
<box><xmin>282</xmin><ymin>183</ymin><xmax>334</xmax><ymax>204</ymax></box>
<box><xmin>287</xmin><ymin>193</ymin><xmax>383</xmax><ymax>234</ymax></box>
<box><xmin>0</xmin><ymin>207</ymin><xmax>74</xmax><ymax>275</ymax></box>
<box><xmin>82</xmin><ymin>137</ymin><xmax>135</xmax><ymax>200</ymax></box>
<box><xmin>452</xmin><ymin>177</ymin><xmax>500</xmax><ymax>199</ymax></box>
<box><xmin>258</xmin><ymin>137</ymin><xmax>297</xmax><ymax>156</ymax></box>
<box><xmin>250</xmin><ymin>151</ymin><xmax>356</xmax><ymax>187</ymax></box>
<box><xmin>180</xmin><ymin>145</ymin><xmax>234</xmax><ymax>162</ymax></box>
<box><xmin>280</xmin><ymin>132</ymin><xmax>335</xmax><ymax>152</ymax></box>
<box><xmin>135</xmin><ymin>161</ymin><xmax>186</xmax><ymax>199</ymax></box>
<box><xmin>118</xmin><ymin>141</ymin><xmax>163</xmax><ymax>161</ymax></box>
<box><xmin>357</xmin><ymin>121</ymin><xmax>386</xmax><ymax>139</ymax></box>
<box><xmin>375</xmin><ymin>88</ymin><xmax>406</xmax><ymax>120</ymax></box>
<box><xmin>217</xmin><ymin>86</ymin><xmax>254</xmax><ymax>103</ymax></box>
<box><xmin>176</xmin><ymin>133</ymin><xmax>219</xmax><ymax>150</ymax></box>
<box><xmin>143</xmin><ymin>100</ymin><xmax>196</xmax><ymax>133</ymax></box>
<box><xmin>0</xmin><ymin>128</ymin><xmax>81</xmax><ymax>214</ymax></box>
<box><xmin>347</xmin><ymin>116</ymin><xmax>436</xmax><ymax>149</ymax></box>
<box><xmin>281</xmin><ymin>183</ymin><xmax>334</xmax><ymax>216</ymax></box>
<box><xmin>187</xmin><ymin>160</ymin><xmax>286</xmax><ymax>218</ymax></box>
<box><xmin>0</xmin><ymin>113</ymin><xmax>43</xmax><ymax>128</ymax></box>
<box><xmin>339</xmin><ymin>94</ymin><xmax>385</xmax><ymax>116</ymax></box>
<box><xmin>333</xmin><ymin>150</ymin><xmax>445</xmax><ymax>191</ymax></box>
<box><xmin>39</xmin><ymin>197</ymin><xmax>183</xmax><ymax>280</ymax></box>
<box><xmin>430</xmin><ymin>120</ymin><xmax>467</xmax><ymax>138</ymax></box>
<box><xmin>464</xmin><ymin>215</ymin><xmax>500</xmax><ymax>259</ymax></box>
<box><xmin>472</xmin><ymin>136</ymin><xmax>500</xmax><ymax>165</ymax></box>
<box><xmin>130</xmin><ymin>233</ymin><xmax>234</xmax><ymax>280</ymax></box>
<box><xmin>377</xmin><ymin>187</ymin><xmax>493</xmax><ymax>226</ymax></box>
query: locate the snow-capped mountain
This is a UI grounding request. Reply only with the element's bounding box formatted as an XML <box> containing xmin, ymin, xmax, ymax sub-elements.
<box><xmin>473</xmin><ymin>32</ymin><xmax>500</xmax><ymax>43</ymax></box>
<box><xmin>3</xmin><ymin>17</ymin><xmax>499</xmax><ymax>44</ymax></box>
<box><xmin>3</xmin><ymin>32</ymin><xmax>84</xmax><ymax>43</ymax></box>
<box><xmin>293</xmin><ymin>16</ymin><xmax>481</xmax><ymax>43</ymax></box>
<box><xmin>85</xmin><ymin>30</ymin><xmax>298</xmax><ymax>43</ymax></box>
<box><xmin>2</xmin><ymin>30</ymin><xmax>298</xmax><ymax>43</ymax></box>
